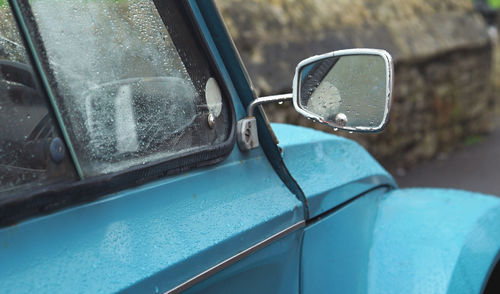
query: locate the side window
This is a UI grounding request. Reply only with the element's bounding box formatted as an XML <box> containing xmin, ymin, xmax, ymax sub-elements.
<box><xmin>26</xmin><ymin>0</ymin><xmax>233</xmax><ymax>177</ymax></box>
<box><xmin>0</xmin><ymin>4</ymin><xmax>75</xmax><ymax>195</ymax></box>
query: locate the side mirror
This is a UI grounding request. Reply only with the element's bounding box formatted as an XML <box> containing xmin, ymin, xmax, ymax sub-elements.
<box><xmin>293</xmin><ymin>49</ymin><xmax>393</xmax><ymax>132</ymax></box>
<box><xmin>237</xmin><ymin>48</ymin><xmax>394</xmax><ymax>151</ymax></box>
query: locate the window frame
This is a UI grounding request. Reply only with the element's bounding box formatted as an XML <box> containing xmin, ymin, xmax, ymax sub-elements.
<box><xmin>0</xmin><ymin>0</ymin><xmax>236</xmax><ymax>227</ymax></box>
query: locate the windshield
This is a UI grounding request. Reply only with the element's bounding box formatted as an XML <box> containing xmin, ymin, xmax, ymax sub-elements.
<box><xmin>0</xmin><ymin>3</ymin><xmax>76</xmax><ymax>194</ymax></box>
<box><xmin>28</xmin><ymin>0</ymin><xmax>231</xmax><ymax>176</ymax></box>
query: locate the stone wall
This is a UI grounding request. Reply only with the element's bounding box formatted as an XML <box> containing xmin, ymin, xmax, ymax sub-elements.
<box><xmin>216</xmin><ymin>0</ymin><xmax>496</xmax><ymax>170</ymax></box>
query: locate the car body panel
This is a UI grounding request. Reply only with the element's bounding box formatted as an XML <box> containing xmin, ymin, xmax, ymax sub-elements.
<box><xmin>181</xmin><ymin>230</ymin><xmax>303</xmax><ymax>294</ymax></box>
<box><xmin>271</xmin><ymin>123</ymin><xmax>396</xmax><ymax>218</ymax></box>
<box><xmin>301</xmin><ymin>187</ymin><xmax>387</xmax><ymax>293</ymax></box>
<box><xmin>193</xmin><ymin>1</ymin><xmax>310</xmax><ymax>217</ymax></box>
<box><xmin>0</xmin><ymin>147</ymin><xmax>304</xmax><ymax>293</ymax></box>
<box><xmin>1</xmin><ymin>0</ymin><xmax>499</xmax><ymax>293</ymax></box>
<box><xmin>1</xmin><ymin>1</ymin><xmax>306</xmax><ymax>293</ymax></box>
<box><xmin>301</xmin><ymin>187</ymin><xmax>500</xmax><ymax>294</ymax></box>
<box><xmin>369</xmin><ymin>188</ymin><xmax>500</xmax><ymax>294</ymax></box>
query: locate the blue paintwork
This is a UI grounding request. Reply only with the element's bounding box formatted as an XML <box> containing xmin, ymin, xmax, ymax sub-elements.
<box><xmin>0</xmin><ymin>147</ymin><xmax>304</xmax><ymax>293</ymax></box>
<box><xmin>187</xmin><ymin>0</ymin><xmax>247</xmax><ymax>120</ymax></box>
<box><xmin>271</xmin><ymin>123</ymin><xmax>396</xmax><ymax>218</ymax></box>
<box><xmin>0</xmin><ymin>4</ymin><xmax>307</xmax><ymax>293</ymax></box>
<box><xmin>301</xmin><ymin>187</ymin><xmax>388</xmax><ymax>293</ymax></box>
<box><xmin>184</xmin><ymin>230</ymin><xmax>303</xmax><ymax>294</ymax></box>
<box><xmin>301</xmin><ymin>187</ymin><xmax>500</xmax><ymax>294</ymax></box>
<box><xmin>0</xmin><ymin>2</ymin><xmax>307</xmax><ymax>293</ymax></box>
<box><xmin>194</xmin><ymin>1</ymin><xmax>310</xmax><ymax>214</ymax></box>
<box><xmin>369</xmin><ymin>188</ymin><xmax>500</xmax><ymax>294</ymax></box>
<box><xmin>1</xmin><ymin>0</ymin><xmax>499</xmax><ymax>293</ymax></box>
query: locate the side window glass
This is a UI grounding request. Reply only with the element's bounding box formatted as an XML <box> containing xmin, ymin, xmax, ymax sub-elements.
<box><xmin>0</xmin><ymin>4</ymin><xmax>75</xmax><ymax>195</ymax></box>
<box><xmin>28</xmin><ymin>0</ymin><xmax>232</xmax><ymax>177</ymax></box>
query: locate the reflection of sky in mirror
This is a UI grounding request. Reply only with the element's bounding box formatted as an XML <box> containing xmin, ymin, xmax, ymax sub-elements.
<box><xmin>301</xmin><ymin>55</ymin><xmax>387</xmax><ymax>128</ymax></box>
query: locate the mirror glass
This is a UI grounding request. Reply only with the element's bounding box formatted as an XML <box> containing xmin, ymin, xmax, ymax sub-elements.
<box><xmin>297</xmin><ymin>54</ymin><xmax>389</xmax><ymax>131</ymax></box>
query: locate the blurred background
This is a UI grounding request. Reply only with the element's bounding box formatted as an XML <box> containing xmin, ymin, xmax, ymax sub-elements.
<box><xmin>215</xmin><ymin>0</ymin><xmax>500</xmax><ymax>195</ymax></box>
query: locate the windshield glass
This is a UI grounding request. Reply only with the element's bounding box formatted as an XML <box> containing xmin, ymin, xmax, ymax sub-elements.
<box><xmin>0</xmin><ymin>3</ymin><xmax>76</xmax><ymax>194</ymax></box>
<box><xmin>29</xmin><ymin>0</ymin><xmax>230</xmax><ymax>176</ymax></box>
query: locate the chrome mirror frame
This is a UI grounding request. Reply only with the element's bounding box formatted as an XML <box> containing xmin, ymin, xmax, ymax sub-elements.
<box><xmin>237</xmin><ymin>48</ymin><xmax>394</xmax><ymax>152</ymax></box>
<box><xmin>292</xmin><ymin>48</ymin><xmax>394</xmax><ymax>132</ymax></box>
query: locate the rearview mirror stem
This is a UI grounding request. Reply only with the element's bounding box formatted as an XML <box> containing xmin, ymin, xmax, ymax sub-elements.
<box><xmin>247</xmin><ymin>93</ymin><xmax>293</xmax><ymax>117</ymax></box>
<box><xmin>237</xmin><ymin>93</ymin><xmax>292</xmax><ymax>152</ymax></box>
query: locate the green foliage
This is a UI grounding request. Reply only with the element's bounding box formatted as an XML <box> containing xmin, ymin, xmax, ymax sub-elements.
<box><xmin>488</xmin><ymin>0</ymin><xmax>500</xmax><ymax>8</ymax></box>
<box><xmin>464</xmin><ymin>134</ymin><xmax>484</xmax><ymax>145</ymax></box>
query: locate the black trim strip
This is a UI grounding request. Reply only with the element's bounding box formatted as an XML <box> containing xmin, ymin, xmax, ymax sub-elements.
<box><xmin>0</xmin><ymin>143</ymin><xmax>233</xmax><ymax>227</ymax></box>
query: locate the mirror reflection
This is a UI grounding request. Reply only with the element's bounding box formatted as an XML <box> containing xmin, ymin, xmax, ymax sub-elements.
<box><xmin>298</xmin><ymin>54</ymin><xmax>388</xmax><ymax>130</ymax></box>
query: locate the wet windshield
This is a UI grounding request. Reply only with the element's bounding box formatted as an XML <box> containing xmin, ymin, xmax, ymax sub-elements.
<box><xmin>29</xmin><ymin>0</ymin><xmax>229</xmax><ymax>176</ymax></box>
<box><xmin>0</xmin><ymin>3</ymin><xmax>75</xmax><ymax>194</ymax></box>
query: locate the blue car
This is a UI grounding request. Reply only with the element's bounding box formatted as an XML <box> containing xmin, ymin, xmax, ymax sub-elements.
<box><xmin>1</xmin><ymin>1</ymin><xmax>499</xmax><ymax>293</ymax></box>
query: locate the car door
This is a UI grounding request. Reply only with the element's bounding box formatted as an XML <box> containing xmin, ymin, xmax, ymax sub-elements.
<box><xmin>0</xmin><ymin>1</ymin><xmax>305</xmax><ymax>293</ymax></box>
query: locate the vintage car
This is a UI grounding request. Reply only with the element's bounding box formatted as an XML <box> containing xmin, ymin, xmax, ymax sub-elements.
<box><xmin>1</xmin><ymin>0</ymin><xmax>499</xmax><ymax>293</ymax></box>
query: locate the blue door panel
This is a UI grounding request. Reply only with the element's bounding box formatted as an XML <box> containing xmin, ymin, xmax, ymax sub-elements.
<box><xmin>183</xmin><ymin>230</ymin><xmax>303</xmax><ymax>294</ymax></box>
<box><xmin>301</xmin><ymin>187</ymin><xmax>500</xmax><ymax>294</ymax></box>
<box><xmin>368</xmin><ymin>188</ymin><xmax>500</xmax><ymax>294</ymax></box>
<box><xmin>301</xmin><ymin>188</ymin><xmax>387</xmax><ymax>294</ymax></box>
<box><xmin>271</xmin><ymin>123</ymin><xmax>396</xmax><ymax>219</ymax></box>
<box><xmin>0</xmin><ymin>147</ymin><xmax>304</xmax><ymax>293</ymax></box>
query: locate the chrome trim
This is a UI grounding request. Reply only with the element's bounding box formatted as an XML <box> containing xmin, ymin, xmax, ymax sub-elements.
<box><xmin>247</xmin><ymin>93</ymin><xmax>293</xmax><ymax>117</ymax></box>
<box><xmin>165</xmin><ymin>220</ymin><xmax>305</xmax><ymax>294</ymax></box>
<box><xmin>292</xmin><ymin>48</ymin><xmax>394</xmax><ymax>133</ymax></box>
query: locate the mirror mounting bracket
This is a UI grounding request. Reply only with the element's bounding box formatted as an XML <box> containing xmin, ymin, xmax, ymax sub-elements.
<box><xmin>237</xmin><ymin>93</ymin><xmax>292</xmax><ymax>152</ymax></box>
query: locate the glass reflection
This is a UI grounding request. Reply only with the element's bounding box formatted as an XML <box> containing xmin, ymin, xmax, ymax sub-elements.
<box><xmin>299</xmin><ymin>55</ymin><xmax>387</xmax><ymax>129</ymax></box>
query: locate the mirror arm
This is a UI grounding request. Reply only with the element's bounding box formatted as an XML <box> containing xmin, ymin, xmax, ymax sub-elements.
<box><xmin>247</xmin><ymin>93</ymin><xmax>293</xmax><ymax>117</ymax></box>
<box><xmin>237</xmin><ymin>93</ymin><xmax>292</xmax><ymax>152</ymax></box>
